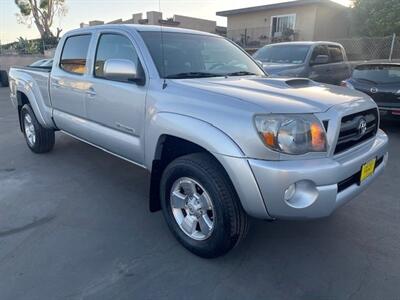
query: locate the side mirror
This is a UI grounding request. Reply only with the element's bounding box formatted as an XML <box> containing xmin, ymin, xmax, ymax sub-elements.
<box><xmin>103</xmin><ymin>59</ymin><xmax>143</xmax><ymax>84</ymax></box>
<box><xmin>311</xmin><ymin>55</ymin><xmax>329</xmax><ymax>65</ymax></box>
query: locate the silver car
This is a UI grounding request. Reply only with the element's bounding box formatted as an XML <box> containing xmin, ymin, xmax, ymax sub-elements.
<box><xmin>9</xmin><ymin>25</ymin><xmax>388</xmax><ymax>257</ymax></box>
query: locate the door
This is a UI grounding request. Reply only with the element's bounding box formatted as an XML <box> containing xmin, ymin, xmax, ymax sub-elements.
<box><xmin>50</xmin><ymin>34</ymin><xmax>92</xmax><ymax>135</ymax></box>
<box><xmin>83</xmin><ymin>32</ymin><xmax>147</xmax><ymax>164</ymax></box>
<box><xmin>309</xmin><ymin>45</ymin><xmax>331</xmax><ymax>84</ymax></box>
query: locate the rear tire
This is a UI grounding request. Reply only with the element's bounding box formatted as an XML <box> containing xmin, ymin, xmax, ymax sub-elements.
<box><xmin>0</xmin><ymin>70</ymin><xmax>9</xmax><ymax>87</ymax></box>
<box><xmin>160</xmin><ymin>152</ymin><xmax>249</xmax><ymax>258</ymax></box>
<box><xmin>21</xmin><ymin>104</ymin><xmax>55</xmax><ymax>153</ymax></box>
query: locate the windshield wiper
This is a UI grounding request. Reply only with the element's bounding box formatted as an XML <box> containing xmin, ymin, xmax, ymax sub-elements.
<box><xmin>165</xmin><ymin>72</ymin><xmax>223</xmax><ymax>79</ymax></box>
<box><xmin>225</xmin><ymin>71</ymin><xmax>257</xmax><ymax>77</ymax></box>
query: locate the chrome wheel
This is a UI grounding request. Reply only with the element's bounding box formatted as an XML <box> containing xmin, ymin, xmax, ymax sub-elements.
<box><xmin>24</xmin><ymin>114</ymin><xmax>36</xmax><ymax>146</ymax></box>
<box><xmin>170</xmin><ymin>177</ymin><xmax>215</xmax><ymax>241</ymax></box>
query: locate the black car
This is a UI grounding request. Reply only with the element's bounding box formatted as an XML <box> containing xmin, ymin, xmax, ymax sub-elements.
<box><xmin>342</xmin><ymin>63</ymin><xmax>400</xmax><ymax>117</ymax></box>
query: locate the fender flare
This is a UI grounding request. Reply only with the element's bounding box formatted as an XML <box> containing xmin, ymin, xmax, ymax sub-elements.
<box><xmin>146</xmin><ymin>112</ymin><xmax>271</xmax><ymax>219</ymax></box>
<box><xmin>145</xmin><ymin>112</ymin><xmax>245</xmax><ymax>168</ymax></box>
<box><xmin>14</xmin><ymin>77</ymin><xmax>55</xmax><ymax>129</ymax></box>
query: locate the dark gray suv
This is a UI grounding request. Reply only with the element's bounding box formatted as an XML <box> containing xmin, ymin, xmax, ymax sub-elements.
<box><xmin>254</xmin><ymin>41</ymin><xmax>352</xmax><ymax>85</ymax></box>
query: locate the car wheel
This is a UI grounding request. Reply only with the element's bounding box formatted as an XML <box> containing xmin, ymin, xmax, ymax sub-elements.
<box><xmin>160</xmin><ymin>152</ymin><xmax>249</xmax><ymax>258</ymax></box>
<box><xmin>0</xmin><ymin>70</ymin><xmax>9</xmax><ymax>87</ymax></box>
<box><xmin>21</xmin><ymin>104</ymin><xmax>55</xmax><ymax>153</ymax></box>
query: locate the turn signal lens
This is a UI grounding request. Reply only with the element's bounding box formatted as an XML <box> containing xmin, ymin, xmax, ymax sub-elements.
<box><xmin>262</xmin><ymin>132</ymin><xmax>276</xmax><ymax>148</ymax></box>
<box><xmin>310</xmin><ymin>122</ymin><xmax>326</xmax><ymax>151</ymax></box>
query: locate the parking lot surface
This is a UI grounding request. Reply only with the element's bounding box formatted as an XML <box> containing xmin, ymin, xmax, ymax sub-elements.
<box><xmin>0</xmin><ymin>87</ymin><xmax>399</xmax><ymax>300</ymax></box>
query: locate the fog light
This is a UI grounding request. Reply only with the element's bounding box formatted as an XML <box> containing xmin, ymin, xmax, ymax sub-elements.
<box><xmin>284</xmin><ymin>184</ymin><xmax>296</xmax><ymax>201</ymax></box>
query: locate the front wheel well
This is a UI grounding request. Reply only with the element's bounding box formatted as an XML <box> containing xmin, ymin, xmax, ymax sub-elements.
<box><xmin>149</xmin><ymin>135</ymin><xmax>208</xmax><ymax>212</ymax></box>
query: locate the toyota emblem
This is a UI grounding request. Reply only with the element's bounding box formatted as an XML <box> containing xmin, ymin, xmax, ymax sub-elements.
<box><xmin>358</xmin><ymin>118</ymin><xmax>367</xmax><ymax>135</ymax></box>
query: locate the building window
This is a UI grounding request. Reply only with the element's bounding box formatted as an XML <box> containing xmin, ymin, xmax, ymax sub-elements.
<box><xmin>271</xmin><ymin>14</ymin><xmax>296</xmax><ymax>38</ymax></box>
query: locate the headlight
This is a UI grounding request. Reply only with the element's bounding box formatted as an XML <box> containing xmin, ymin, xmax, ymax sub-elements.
<box><xmin>254</xmin><ymin>114</ymin><xmax>327</xmax><ymax>155</ymax></box>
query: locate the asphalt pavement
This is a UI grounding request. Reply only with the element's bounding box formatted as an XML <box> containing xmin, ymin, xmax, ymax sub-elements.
<box><xmin>0</xmin><ymin>87</ymin><xmax>399</xmax><ymax>300</ymax></box>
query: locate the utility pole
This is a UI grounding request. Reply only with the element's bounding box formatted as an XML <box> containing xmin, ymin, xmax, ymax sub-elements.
<box><xmin>389</xmin><ymin>33</ymin><xmax>396</xmax><ymax>61</ymax></box>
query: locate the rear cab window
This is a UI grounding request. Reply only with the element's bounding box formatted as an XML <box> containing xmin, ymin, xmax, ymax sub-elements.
<box><xmin>60</xmin><ymin>35</ymin><xmax>91</xmax><ymax>75</ymax></box>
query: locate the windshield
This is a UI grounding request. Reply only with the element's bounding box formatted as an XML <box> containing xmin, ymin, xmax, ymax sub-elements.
<box><xmin>139</xmin><ymin>31</ymin><xmax>265</xmax><ymax>79</ymax></box>
<box><xmin>254</xmin><ymin>44</ymin><xmax>310</xmax><ymax>64</ymax></box>
<box><xmin>353</xmin><ymin>65</ymin><xmax>400</xmax><ymax>84</ymax></box>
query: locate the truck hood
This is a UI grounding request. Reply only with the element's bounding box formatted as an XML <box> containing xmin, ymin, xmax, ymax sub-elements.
<box><xmin>173</xmin><ymin>77</ymin><xmax>365</xmax><ymax>113</ymax></box>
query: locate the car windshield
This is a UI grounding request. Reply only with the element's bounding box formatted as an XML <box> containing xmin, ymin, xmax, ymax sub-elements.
<box><xmin>254</xmin><ymin>44</ymin><xmax>310</xmax><ymax>64</ymax></box>
<box><xmin>139</xmin><ymin>31</ymin><xmax>265</xmax><ymax>79</ymax></box>
<box><xmin>353</xmin><ymin>65</ymin><xmax>400</xmax><ymax>84</ymax></box>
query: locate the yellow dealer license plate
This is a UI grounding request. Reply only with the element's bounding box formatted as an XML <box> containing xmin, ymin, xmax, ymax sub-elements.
<box><xmin>360</xmin><ymin>158</ymin><xmax>376</xmax><ymax>182</ymax></box>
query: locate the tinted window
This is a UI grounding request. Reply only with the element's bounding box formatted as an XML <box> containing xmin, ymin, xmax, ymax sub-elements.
<box><xmin>328</xmin><ymin>46</ymin><xmax>344</xmax><ymax>63</ymax></box>
<box><xmin>139</xmin><ymin>32</ymin><xmax>264</xmax><ymax>78</ymax></box>
<box><xmin>94</xmin><ymin>34</ymin><xmax>139</xmax><ymax>78</ymax></box>
<box><xmin>254</xmin><ymin>44</ymin><xmax>310</xmax><ymax>64</ymax></box>
<box><xmin>310</xmin><ymin>45</ymin><xmax>329</xmax><ymax>63</ymax></box>
<box><xmin>353</xmin><ymin>65</ymin><xmax>400</xmax><ymax>84</ymax></box>
<box><xmin>60</xmin><ymin>35</ymin><xmax>91</xmax><ymax>74</ymax></box>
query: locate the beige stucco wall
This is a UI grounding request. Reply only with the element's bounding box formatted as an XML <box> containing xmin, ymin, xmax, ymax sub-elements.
<box><xmin>314</xmin><ymin>5</ymin><xmax>350</xmax><ymax>40</ymax></box>
<box><xmin>0</xmin><ymin>55</ymin><xmax>47</xmax><ymax>72</ymax></box>
<box><xmin>174</xmin><ymin>15</ymin><xmax>216</xmax><ymax>33</ymax></box>
<box><xmin>226</xmin><ymin>4</ymin><xmax>319</xmax><ymax>43</ymax></box>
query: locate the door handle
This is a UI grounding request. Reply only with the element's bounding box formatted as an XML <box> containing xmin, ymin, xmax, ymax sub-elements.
<box><xmin>86</xmin><ymin>88</ymin><xmax>97</xmax><ymax>97</ymax></box>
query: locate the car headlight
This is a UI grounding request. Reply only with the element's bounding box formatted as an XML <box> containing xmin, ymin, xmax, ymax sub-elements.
<box><xmin>254</xmin><ymin>114</ymin><xmax>327</xmax><ymax>155</ymax></box>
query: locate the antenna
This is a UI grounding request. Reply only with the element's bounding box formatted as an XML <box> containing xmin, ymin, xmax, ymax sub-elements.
<box><xmin>159</xmin><ymin>0</ymin><xmax>167</xmax><ymax>89</ymax></box>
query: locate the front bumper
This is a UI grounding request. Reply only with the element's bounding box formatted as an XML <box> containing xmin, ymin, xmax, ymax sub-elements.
<box><xmin>248</xmin><ymin>129</ymin><xmax>389</xmax><ymax>219</ymax></box>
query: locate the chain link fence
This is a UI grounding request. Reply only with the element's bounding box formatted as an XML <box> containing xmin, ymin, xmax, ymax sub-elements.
<box><xmin>226</xmin><ymin>27</ymin><xmax>400</xmax><ymax>61</ymax></box>
<box><xmin>332</xmin><ymin>35</ymin><xmax>399</xmax><ymax>61</ymax></box>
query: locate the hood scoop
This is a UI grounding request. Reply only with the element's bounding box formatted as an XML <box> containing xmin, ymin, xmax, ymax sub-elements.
<box><xmin>284</xmin><ymin>78</ymin><xmax>316</xmax><ymax>88</ymax></box>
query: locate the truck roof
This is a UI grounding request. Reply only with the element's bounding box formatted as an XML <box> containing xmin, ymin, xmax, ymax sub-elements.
<box><xmin>65</xmin><ymin>24</ymin><xmax>219</xmax><ymax>37</ymax></box>
<box><xmin>265</xmin><ymin>41</ymin><xmax>344</xmax><ymax>47</ymax></box>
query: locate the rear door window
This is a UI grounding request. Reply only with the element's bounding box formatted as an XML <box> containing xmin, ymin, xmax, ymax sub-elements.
<box><xmin>60</xmin><ymin>35</ymin><xmax>91</xmax><ymax>75</ymax></box>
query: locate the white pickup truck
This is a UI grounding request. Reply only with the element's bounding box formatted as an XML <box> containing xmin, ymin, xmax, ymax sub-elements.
<box><xmin>9</xmin><ymin>25</ymin><xmax>388</xmax><ymax>257</ymax></box>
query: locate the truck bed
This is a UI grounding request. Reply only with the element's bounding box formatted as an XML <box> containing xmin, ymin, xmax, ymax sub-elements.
<box><xmin>8</xmin><ymin>66</ymin><xmax>53</xmax><ymax>127</ymax></box>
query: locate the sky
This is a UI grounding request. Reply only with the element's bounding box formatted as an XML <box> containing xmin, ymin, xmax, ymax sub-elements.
<box><xmin>0</xmin><ymin>0</ymin><xmax>351</xmax><ymax>44</ymax></box>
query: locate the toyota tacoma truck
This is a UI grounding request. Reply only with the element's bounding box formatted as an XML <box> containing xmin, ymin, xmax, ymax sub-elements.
<box><xmin>9</xmin><ymin>25</ymin><xmax>388</xmax><ymax>258</ymax></box>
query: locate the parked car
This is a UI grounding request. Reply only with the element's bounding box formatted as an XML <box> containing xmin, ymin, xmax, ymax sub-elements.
<box><xmin>253</xmin><ymin>41</ymin><xmax>352</xmax><ymax>85</ymax></box>
<box><xmin>341</xmin><ymin>62</ymin><xmax>400</xmax><ymax>117</ymax></box>
<box><xmin>9</xmin><ymin>25</ymin><xmax>388</xmax><ymax>258</ymax></box>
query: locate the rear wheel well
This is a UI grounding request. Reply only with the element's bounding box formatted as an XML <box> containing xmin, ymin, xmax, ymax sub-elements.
<box><xmin>17</xmin><ymin>92</ymin><xmax>30</xmax><ymax>131</ymax></box>
<box><xmin>149</xmin><ymin>135</ymin><xmax>208</xmax><ymax>212</ymax></box>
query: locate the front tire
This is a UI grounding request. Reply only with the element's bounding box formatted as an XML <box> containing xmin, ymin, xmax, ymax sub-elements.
<box><xmin>160</xmin><ymin>153</ymin><xmax>249</xmax><ymax>258</ymax></box>
<box><xmin>21</xmin><ymin>104</ymin><xmax>55</xmax><ymax>153</ymax></box>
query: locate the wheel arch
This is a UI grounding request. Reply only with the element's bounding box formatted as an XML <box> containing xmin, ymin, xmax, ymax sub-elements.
<box><xmin>146</xmin><ymin>112</ymin><xmax>246</xmax><ymax>213</ymax></box>
<box><xmin>12</xmin><ymin>74</ymin><xmax>55</xmax><ymax>130</ymax></box>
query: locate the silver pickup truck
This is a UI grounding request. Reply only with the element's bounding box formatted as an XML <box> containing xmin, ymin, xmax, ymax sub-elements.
<box><xmin>9</xmin><ymin>25</ymin><xmax>388</xmax><ymax>258</ymax></box>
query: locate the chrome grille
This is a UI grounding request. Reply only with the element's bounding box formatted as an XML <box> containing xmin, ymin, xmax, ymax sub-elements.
<box><xmin>334</xmin><ymin>108</ymin><xmax>378</xmax><ymax>154</ymax></box>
